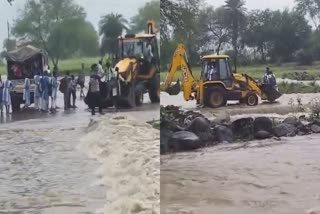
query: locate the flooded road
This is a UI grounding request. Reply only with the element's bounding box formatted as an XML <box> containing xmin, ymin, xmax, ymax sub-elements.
<box><xmin>0</xmin><ymin>86</ymin><xmax>160</xmax><ymax>213</ymax></box>
<box><xmin>161</xmin><ymin>92</ymin><xmax>320</xmax><ymax>214</ymax></box>
<box><xmin>160</xmin><ymin>92</ymin><xmax>320</xmax><ymax>119</ymax></box>
<box><xmin>161</xmin><ymin>135</ymin><xmax>320</xmax><ymax>214</ymax></box>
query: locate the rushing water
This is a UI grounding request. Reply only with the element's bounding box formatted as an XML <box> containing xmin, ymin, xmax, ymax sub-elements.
<box><xmin>80</xmin><ymin>116</ymin><xmax>160</xmax><ymax>214</ymax></box>
<box><xmin>0</xmin><ymin>84</ymin><xmax>160</xmax><ymax>214</ymax></box>
<box><xmin>161</xmin><ymin>135</ymin><xmax>320</xmax><ymax>214</ymax></box>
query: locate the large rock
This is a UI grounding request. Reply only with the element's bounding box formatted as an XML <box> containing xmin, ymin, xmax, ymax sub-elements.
<box><xmin>255</xmin><ymin>130</ymin><xmax>272</xmax><ymax>139</ymax></box>
<box><xmin>232</xmin><ymin>117</ymin><xmax>254</xmax><ymax>140</ymax></box>
<box><xmin>311</xmin><ymin>124</ymin><xmax>320</xmax><ymax>133</ymax></box>
<box><xmin>283</xmin><ymin>116</ymin><xmax>298</xmax><ymax>126</ymax></box>
<box><xmin>253</xmin><ymin>117</ymin><xmax>273</xmax><ymax>139</ymax></box>
<box><xmin>160</xmin><ymin>128</ymin><xmax>173</xmax><ymax>154</ymax></box>
<box><xmin>214</xmin><ymin>125</ymin><xmax>233</xmax><ymax>143</ymax></box>
<box><xmin>185</xmin><ymin>117</ymin><xmax>211</xmax><ymax>134</ymax></box>
<box><xmin>168</xmin><ymin>131</ymin><xmax>201</xmax><ymax>152</ymax></box>
<box><xmin>296</xmin><ymin>122</ymin><xmax>311</xmax><ymax>135</ymax></box>
<box><xmin>274</xmin><ymin>123</ymin><xmax>296</xmax><ymax>137</ymax></box>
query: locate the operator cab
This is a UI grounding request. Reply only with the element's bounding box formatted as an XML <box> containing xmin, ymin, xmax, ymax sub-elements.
<box><xmin>117</xmin><ymin>35</ymin><xmax>159</xmax><ymax>75</ymax></box>
<box><xmin>201</xmin><ymin>55</ymin><xmax>234</xmax><ymax>87</ymax></box>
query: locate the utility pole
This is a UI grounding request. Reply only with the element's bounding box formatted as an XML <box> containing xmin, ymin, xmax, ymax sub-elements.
<box><xmin>7</xmin><ymin>20</ymin><xmax>10</xmax><ymax>40</ymax></box>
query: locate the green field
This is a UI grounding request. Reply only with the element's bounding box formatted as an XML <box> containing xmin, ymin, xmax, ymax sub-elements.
<box><xmin>160</xmin><ymin>62</ymin><xmax>320</xmax><ymax>82</ymax></box>
<box><xmin>0</xmin><ymin>57</ymin><xmax>100</xmax><ymax>76</ymax></box>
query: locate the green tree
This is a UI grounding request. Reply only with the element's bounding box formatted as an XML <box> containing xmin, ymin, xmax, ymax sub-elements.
<box><xmin>12</xmin><ymin>0</ymin><xmax>93</xmax><ymax>68</ymax></box>
<box><xmin>270</xmin><ymin>10</ymin><xmax>311</xmax><ymax>62</ymax></box>
<box><xmin>47</xmin><ymin>18</ymin><xmax>99</xmax><ymax>64</ymax></box>
<box><xmin>296</xmin><ymin>0</ymin><xmax>320</xmax><ymax>31</ymax></box>
<box><xmin>199</xmin><ymin>6</ymin><xmax>229</xmax><ymax>54</ymax></box>
<box><xmin>160</xmin><ymin>0</ymin><xmax>180</xmax><ymax>42</ymax></box>
<box><xmin>244</xmin><ymin>9</ymin><xmax>274</xmax><ymax>62</ymax></box>
<box><xmin>130</xmin><ymin>0</ymin><xmax>160</xmax><ymax>33</ymax></box>
<box><xmin>224</xmin><ymin>0</ymin><xmax>247</xmax><ymax>71</ymax></box>
<box><xmin>99</xmin><ymin>13</ymin><xmax>128</xmax><ymax>55</ymax></box>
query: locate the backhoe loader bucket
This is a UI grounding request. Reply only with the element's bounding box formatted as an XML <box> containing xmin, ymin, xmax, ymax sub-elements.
<box><xmin>165</xmin><ymin>79</ymin><xmax>181</xmax><ymax>95</ymax></box>
<box><xmin>261</xmin><ymin>84</ymin><xmax>282</xmax><ymax>102</ymax></box>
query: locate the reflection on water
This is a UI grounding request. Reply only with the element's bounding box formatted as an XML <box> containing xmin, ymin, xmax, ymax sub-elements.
<box><xmin>161</xmin><ymin>135</ymin><xmax>320</xmax><ymax>214</ymax></box>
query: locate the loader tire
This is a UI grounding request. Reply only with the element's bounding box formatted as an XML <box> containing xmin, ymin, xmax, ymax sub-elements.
<box><xmin>206</xmin><ymin>86</ymin><xmax>227</xmax><ymax>108</ymax></box>
<box><xmin>148</xmin><ymin>73</ymin><xmax>160</xmax><ymax>103</ymax></box>
<box><xmin>246</xmin><ymin>92</ymin><xmax>259</xmax><ymax>106</ymax></box>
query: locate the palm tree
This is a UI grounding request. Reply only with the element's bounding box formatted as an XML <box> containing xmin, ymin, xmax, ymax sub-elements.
<box><xmin>224</xmin><ymin>0</ymin><xmax>247</xmax><ymax>71</ymax></box>
<box><xmin>99</xmin><ymin>13</ymin><xmax>128</xmax><ymax>55</ymax></box>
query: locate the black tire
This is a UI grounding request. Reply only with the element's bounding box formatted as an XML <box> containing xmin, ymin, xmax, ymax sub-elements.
<box><xmin>246</xmin><ymin>92</ymin><xmax>259</xmax><ymax>106</ymax></box>
<box><xmin>206</xmin><ymin>86</ymin><xmax>227</xmax><ymax>108</ymax></box>
<box><xmin>148</xmin><ymin>73</ymin><xmax>160</xmax><ymax>103</ymax></box>
<box><xmin>135</xmin><ymin>84</ymin><xmax>144</xmax><ymax>106</ymax></box>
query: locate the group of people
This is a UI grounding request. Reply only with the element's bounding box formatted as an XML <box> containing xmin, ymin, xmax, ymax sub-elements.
<box><xmin>33</xmin><ymin>67</ymin><xmax>59</xmax><ymax>112</ymax></box>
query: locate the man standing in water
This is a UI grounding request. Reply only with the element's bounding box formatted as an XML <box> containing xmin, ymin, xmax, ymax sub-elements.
<box><xmin>50</xmin><ymin>71</ymin><xmax>59</xmax><ymax>112</ymax></box>
<box><xmin>40</xmin><ymin>71</ymin><xmax>50</xmax><ymax>112</ymax></box>
<box><xmin>23</xmin><ymin>77</ymin><xmax>31</xmax><ymax>109</ymax></box>
<box><xmin>88</xmin><ymin>74</ymin><xmax>102</xmax><ymax>115</ymax></box>
<box><xmin>2</xmin><ymin>78</ymin><xmax>13</xmax><ymax>113</ymax></box>
<box><xmin>61</xmin><ymin>71</ymin><xmax>71</xmax><ymax>110</ymax></box>
<box><xmin>0</xmin><ymin>75</ymin><xmax>3</xmax><ymax>114</ymax></box>
<box><xmin>69</xmin><ymin>75</ymin><xmax>77</xmax><ymax>108</ymax></box>
<box><xmin>33</xmin><ymin>66</ymin><xmax>42</xmax><ymax>111</ymax></box>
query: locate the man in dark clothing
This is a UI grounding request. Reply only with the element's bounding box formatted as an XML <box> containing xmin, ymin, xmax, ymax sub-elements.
<box><xmin>88</xmin><ymin>74</ymin><xmax>103</xmax><ymax>115</ymax></box>
<box><xmin>69</xmin><ymin>75</ymin><xmax>77</xmax><ymax>108</ymax></box>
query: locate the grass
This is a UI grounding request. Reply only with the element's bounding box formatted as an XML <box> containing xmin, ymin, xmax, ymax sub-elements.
<box><xmin>278</xmin><ymin>81</ymin><xmax>320</xmax><ymax>94</ymax></box>
<box><xmin>0</xmin><ymin>57</ymin><xmax>100</xmax><ymax>76</ymax></box>
<box><xmin>160</xmin><ymin>61</ymin><xmax>320</xmax><ymax>82</ymax></box>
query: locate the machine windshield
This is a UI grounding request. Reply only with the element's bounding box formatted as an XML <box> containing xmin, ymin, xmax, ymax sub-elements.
<box><xmin>121</xmin><ymin>39</ymin><xmax>144</xmax><ymax>58</ymax></box>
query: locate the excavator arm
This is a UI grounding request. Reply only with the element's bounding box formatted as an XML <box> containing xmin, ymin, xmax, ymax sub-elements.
<box><xmin>163</xmin><ymin>44</ymin><xmax>197</xmax><ymax>101</ymax></box>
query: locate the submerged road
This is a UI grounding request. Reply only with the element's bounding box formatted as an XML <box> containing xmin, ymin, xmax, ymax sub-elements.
<box><xmin>0</xmin><ymin>86</ymin><xmax>160</xmax><ymax>214</ymax></box>
<box><xmin>160</xmin><ymin>91</ymin><xmax>320</xmax><ymax>214</ymax></box>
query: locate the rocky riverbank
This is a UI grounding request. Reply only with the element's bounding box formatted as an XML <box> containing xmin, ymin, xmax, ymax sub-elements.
<box><xmin>160</xmin><ymin>105</ymin><xmax>320</xmax><ymax>154</ymax></box>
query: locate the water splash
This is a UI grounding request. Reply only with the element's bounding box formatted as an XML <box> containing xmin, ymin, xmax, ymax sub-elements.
<box><xmin>80</xmin><ymin>115</ymin><xmax>160</xmax><ymax>214</ymax></box>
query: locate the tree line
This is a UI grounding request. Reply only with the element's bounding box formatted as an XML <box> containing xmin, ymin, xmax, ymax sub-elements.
<box><xmin>3</xmin><ymin>0</ymin><xmax>159</xmax><ymax>69</ymax></box>
<box><xmin>161</xmin><ymin>0</ymin><xmax>320</xmax><ymax>70</ymax></box>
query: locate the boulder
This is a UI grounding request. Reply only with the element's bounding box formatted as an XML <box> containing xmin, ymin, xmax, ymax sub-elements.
<box><xmin>311</xmin><ymin>124</ymin><xmax>320</xmax><ymax>133</ymax></box>
<box><xmin>254</xmin><ymin>130</ymin><xmax>272</xmax><ymax>139</ymax></box>
<box><xmin>253</xmin><ymin>117</ymin><xmax>273</xmax><ymax>139</ymax></box>
<box><xmin>274</xmin><ymin>123</ymin><xmax>296</xmax><ymax>137</ymax></box>
<box><xmin>296</xmin><ymin>122</ymin><xmax>311</xmax><ymax>135</ymax></box>
<box><xmin>185</xmin><ymin>117</ymin><xmax>211</xmax><ymax>134</ymax></box>
<box><xmin>168</xmin><ymin>131</ymin><xmax>201</xmax><ymax>152</ymax></box>
<box><xmin>232</xmin><ymin>117</ymin><xmax>254</xmax><ymax>140</ymax></box>
<box><xmin>215</xmin><ymin>125</ymin><xmax>233</xmax><ymax>143</ymax></box>
<box><xmin>283</xmin><ymin>117</ymin><xmax>298</xmax><ymax>126</ymax></box>
<box><xmin>160</xmin><ymin>128</ymin><xmax>173</xmax><ymax>154</ymax></box>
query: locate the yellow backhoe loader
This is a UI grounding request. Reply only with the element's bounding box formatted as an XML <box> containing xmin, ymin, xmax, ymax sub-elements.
<box><xmin>89</xmin><ymin>21</ymin><xmax>160</xmax><ymax>109</ymax></box>
<box><xmin>163</xmin><ymin>44</ymin><xmax>282</xmax><ymax>108</ymax></box>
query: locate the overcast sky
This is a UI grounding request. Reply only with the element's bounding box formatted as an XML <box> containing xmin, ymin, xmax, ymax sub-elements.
<box><xmin>0</xmin><ymin>0</ymin><xmax>296</xmax><ymax>50</ymax></box>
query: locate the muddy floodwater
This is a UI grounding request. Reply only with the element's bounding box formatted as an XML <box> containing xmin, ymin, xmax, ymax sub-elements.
<box><xmin>161</xmin><ymin>135</ymin><xmax>320</xmax><ymax>214</ymax></box>
<box><xmin>160</xmin><ymin>92</ymin><xmax>320</xmax><ymax>214</ymax></box>
<box><xmin>0</xmin><ymin>86</ymin><xmax>159</xmax><ymax>214</ymax></box>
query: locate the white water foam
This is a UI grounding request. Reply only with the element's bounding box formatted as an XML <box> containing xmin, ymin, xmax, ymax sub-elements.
<box><xmin>79</xmin><ymin>115</ymin><xmax>160</xmax><ymax>214</ymax></box>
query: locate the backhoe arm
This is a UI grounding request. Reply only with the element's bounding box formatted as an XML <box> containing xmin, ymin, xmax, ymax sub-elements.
<box><xmin>163</xmin><ymin>44</ymin><xmax>197</xmax><ymax>101</ymax></box>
